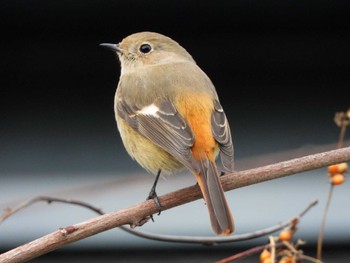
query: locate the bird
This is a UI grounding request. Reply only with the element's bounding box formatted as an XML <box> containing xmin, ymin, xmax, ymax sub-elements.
<box><xmin>100</xmin><ymin>32</ymin><xmax>235</xmax><ymax>235</ymax></box>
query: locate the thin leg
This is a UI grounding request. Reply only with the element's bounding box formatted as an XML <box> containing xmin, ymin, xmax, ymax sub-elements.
<box><xmin>147</xmin><ymin>169</ymin><xmax>162</xmax><ymax>218</ymax></box>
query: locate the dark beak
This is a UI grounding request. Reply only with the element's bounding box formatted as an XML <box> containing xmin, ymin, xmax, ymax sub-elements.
<box><xmin>99</xmin><ymin>43</ymin><xmax>121</xmax><ymax>52</ymax></box>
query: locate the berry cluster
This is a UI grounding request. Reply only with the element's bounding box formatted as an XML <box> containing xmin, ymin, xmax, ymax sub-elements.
<box><xmin>327</xmin><ymin>162</ymin><xmax>347</xmax><ymax>185</ymax></box>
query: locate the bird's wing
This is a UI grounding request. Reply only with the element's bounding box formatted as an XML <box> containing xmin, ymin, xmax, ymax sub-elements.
<box><xmin>211</xmin><ymin>100</ymin><xmax>234</xmax><ymax>172</ymax></box>
<box><xmin>116</xmin><ymin>97</ymin><xmax>199</xmax><ymax>172</ymax></box>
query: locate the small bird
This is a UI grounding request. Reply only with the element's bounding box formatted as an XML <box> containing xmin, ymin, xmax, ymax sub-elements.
<box><xmin>100</xmin><ymin>32</ymin><xmax>235</xmax><ymax>235</ymax></box>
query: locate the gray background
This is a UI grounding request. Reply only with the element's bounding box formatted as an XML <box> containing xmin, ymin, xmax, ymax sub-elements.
<box><xmin>1</xmin><ymin>0</ymin><xmax>349</xmax><ymax>262</ymax></box>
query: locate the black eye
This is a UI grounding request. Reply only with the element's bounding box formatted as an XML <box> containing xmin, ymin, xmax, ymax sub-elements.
<box><xmin>139</xmin><ymin>43</ymin><xmax>152</xmax><ymax>54</ymax></box>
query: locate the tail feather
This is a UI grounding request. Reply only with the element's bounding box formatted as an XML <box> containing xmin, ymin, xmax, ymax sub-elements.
<box><xmin>195</xmin><ymin>158</ymin><xmax>234</xmax><ymax>235</ymax></box>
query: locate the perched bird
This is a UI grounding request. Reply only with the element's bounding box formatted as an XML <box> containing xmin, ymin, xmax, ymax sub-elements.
<box><xmin>100</xmin><ymin>32</ymin><xmax>235</xmax><ymax>235</ymax></box>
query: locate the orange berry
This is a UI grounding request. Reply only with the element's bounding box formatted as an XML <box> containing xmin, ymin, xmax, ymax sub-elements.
<box><xmin>279</xmin><ymin>256</ymin><xmax>293</xmax><ymax>263</ymax></box>
<box><xmin>328</xmin><ymin>163</ymin><xmax>348</xmax><ymax>174</ymax></box>
<box><xmin>279</xmin><ymin>229</ymin><xmax>293</xmax><ymax>241</ymax></box>
<box><xmin>262</xmin><ymin>258</ymin><xmax>272</xmax><ymax>263</ymax></box>
<box><xmin>260</xmin><ymin>249</ymin><xmax>271</xmax><ymax>262</ymax></box>
<box><xmin>331</xmin><ymin>173</ymin><xmax>345</xmax><ymax>185</ymax></box>
<box><xmin>337</xmin><ymin>163</ymin><xmax>348</xmax><ymax>173</ymax></box>
<box><xmin>328</xmin><ymin>164</ymin><xmax>338</xmax><ymax>174</ymax></box>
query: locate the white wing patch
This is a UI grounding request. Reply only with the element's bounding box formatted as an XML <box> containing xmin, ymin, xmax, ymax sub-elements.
<box><xmin>137</xmin><ymin>103</ymin><xmax>159</xmax><ymax>117</ymax></box>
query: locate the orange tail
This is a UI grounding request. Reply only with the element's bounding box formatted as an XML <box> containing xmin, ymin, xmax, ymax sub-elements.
<box><xmin>195</xmin><ymin>158</ymin><xmax>234</xmax><ymax>236</ymax></box>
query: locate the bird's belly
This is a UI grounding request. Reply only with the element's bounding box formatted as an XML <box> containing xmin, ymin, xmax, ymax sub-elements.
<box><xmin>116</xmin><ymin>118</ymin><xmax>184</xmax><ymax>175</ymax></box>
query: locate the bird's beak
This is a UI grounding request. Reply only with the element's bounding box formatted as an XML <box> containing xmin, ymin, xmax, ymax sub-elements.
<box><xmin>99</xmin><ymin>43</ymin><xmax>121</xmax><ymax>53</ymax></box>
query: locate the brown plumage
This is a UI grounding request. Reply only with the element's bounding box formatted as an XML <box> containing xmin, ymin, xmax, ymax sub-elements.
<box><xmin>101</xmin><ymin>32</ymin><xmax>235</xmax><ymax>235</ymax></box>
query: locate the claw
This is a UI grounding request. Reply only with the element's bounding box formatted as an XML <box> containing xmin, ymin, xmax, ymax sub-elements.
<box><xmin>147</xmin><ymin>169</ymin><xmax>162</xmax><ymax>216</ymax></box>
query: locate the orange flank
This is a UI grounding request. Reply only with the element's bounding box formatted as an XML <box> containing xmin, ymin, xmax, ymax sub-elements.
<box><xmin>176</xmin><ymin>92</ymin><xmax>218</xmax><ymax>161</ymax></box>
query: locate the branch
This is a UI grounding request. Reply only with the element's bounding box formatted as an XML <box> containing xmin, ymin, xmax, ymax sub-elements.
<box><xmin>0</xmin><ymin>196</ymin><xmax>318</xmax><ymax>245</ymax></box>
<box><xmin>0</xmin><ymin>147</ymin><xmax>349</xmax><ymax>262</ymax></box>
<box><xmin>0</xmin><ymin>197</ymin><xmax>104</xmax><ymax>223</ymax></box>
<box><xmin>119</xmin><ymin>199</ymin><xmax>318</xmax><ymax>244</ymax></box>
<box><xmin>221</xmin><ymin>146</ymin><xmax>350</xmax><ymax>192</ymax></box>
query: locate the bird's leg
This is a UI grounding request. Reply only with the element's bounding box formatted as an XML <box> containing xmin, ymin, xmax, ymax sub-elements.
<box><xmin>147</xmin><ymin>169</ymin><xmax>162</xmax><ymax>221</ymax></box>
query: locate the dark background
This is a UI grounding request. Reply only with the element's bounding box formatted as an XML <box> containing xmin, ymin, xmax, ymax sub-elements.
<box><xmin>1</xmin><ymin>0</ymin><xmax>349</xmax><ymax>174</ymax></box>
<box><xmin>1</xmin><ymin>1</ymin><xmax>349</xmax><ymax>262</ymax></box>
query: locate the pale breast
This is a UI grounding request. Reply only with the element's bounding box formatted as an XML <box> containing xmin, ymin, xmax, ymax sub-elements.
<box><xmin>116</xmin><ymin>115</ymin><xmax>184</xmax><ymax>175</ymax></box>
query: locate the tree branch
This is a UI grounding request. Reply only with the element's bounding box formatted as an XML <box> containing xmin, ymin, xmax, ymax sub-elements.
<box><xmin>0</xmin><ymin>196</ymin><xmax>318</xmax><ymax>245</ymax></box>
<box><xmin>0</xmin><ymin>147</ymin><xmax>349</xmax><ymax>263</ymax></box>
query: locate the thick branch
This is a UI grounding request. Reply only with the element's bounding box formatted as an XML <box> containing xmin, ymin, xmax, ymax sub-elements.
<box><xmin>0</xmin><ymin>147</ymin><xmax>349</xmax><ymax>263</ymax></box>
<box><xmin>222</xmin><ymin>146</ymin><xmax>350</xmax><ymax>190</ymax></box>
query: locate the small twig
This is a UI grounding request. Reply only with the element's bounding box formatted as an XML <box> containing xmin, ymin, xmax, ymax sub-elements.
<box><xmin>120</xmin><ymin>220</ymin><xmax>292</xmax><ymax>244</ymax></box>
<box><xmin>298</xmin><ymin>199</ymin><xmax>319</xmax><ymax>218</ymax></box>
<box><xmin>269</xmin><ymin>236</ymin><xmax>276</xmax><ymax>263</ymax></box>
<box><xmin>337</xmin><ymin>124</ymin><xmax>347</xmax><ymax>148</ymax></box>
<box><xmin>215</xmin><ymin>244</ymin><xmax>270</xmax><ymax>263</ymax></box>
<box><xmin>317</xmin><ymin>184</ymin><xmax>334</xmax><ymax>261</ymax></box>
<box><xmin>216</xmin><ymin>241</ymin><xmax>283</xmax><ymax>263</ymax></box>
<box><xmin>109</xmin><ymin>199</ymin><xmax>317</xmax><ymax>244</ymax></box>
<box><xmin>284</xmin><ymin>239</ymin><xmax>322</xmax><ymax>263</ymax></box>
<box><xmin>0</xmin><ymin>196</ymin><xmax>104</xmax><ymax>223</ymax></box>
<box><xmin>300</xmin><ymin>254</ymin><xmax>323</xmax><ymax>263</ymax></box>
<box><xmin>334</xmin><ymin>108</ymin><xmax>350</xmax><ymax>149</ymax></box>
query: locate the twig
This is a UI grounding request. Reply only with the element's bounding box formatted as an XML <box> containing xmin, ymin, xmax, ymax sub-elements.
<box><xmin>334</xmin><ymin>108</ymin><xmax>349</xmax><ymax>149</ymax></box>
<box><xmin>269</xmin><ymin>235</ymin><xmax>276</xmax><ymax>263</ymax></box>
<box><xmin>120</xmin><ymin>200</ymin><xmax>318</xmax><ymax>244</ymax></box>
<box><xmin>317</xmin><ymin>109</ymin><xmax>349</xmax><ymax>261</ymax></box>
<box><xmin>300</xmin><ymin>254</ymin><xmax>323</xmax><ymax>263</ymax></box>
<box><xmin>337</xmin><ymin>124</ymin><xmax>347</xmax><ymax>149</ymax></box>
<box><xmin>215</xmin><ymin>244</ymin><xmax>270</xmax><ymax>263</ymax></box>
<box><xmin>317</xmin><ymin>184</ymin><xmax>334</xmax><ymax>261</ymax></box>
<box><xmin>0</xmin><ymin>196</ymin><xmax>104</xmax><ymax>223</ymax></box>
<box><xmin>0</xmin><ymin>147</ymin><xmax>349</xmax><ymax>263</ymax></box>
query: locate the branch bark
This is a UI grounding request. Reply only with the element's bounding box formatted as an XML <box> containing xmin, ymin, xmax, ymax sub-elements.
<box><xmin>1</xmin><ymin>147</ymin><xmax>349</xmax><ymax>263</ymax></box>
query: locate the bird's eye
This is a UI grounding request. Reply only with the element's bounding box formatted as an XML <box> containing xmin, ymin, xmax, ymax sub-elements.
<box><xmin>139</xmin><ymin>43</ymin><xmax>152</xmax><ymax>54</ymax></box>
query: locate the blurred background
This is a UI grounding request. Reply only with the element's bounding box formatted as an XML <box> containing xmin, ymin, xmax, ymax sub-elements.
<box><xmin>1</xmin><ymin>0</ymin><xmax>349</xmax><ymax>262</ymax></box>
